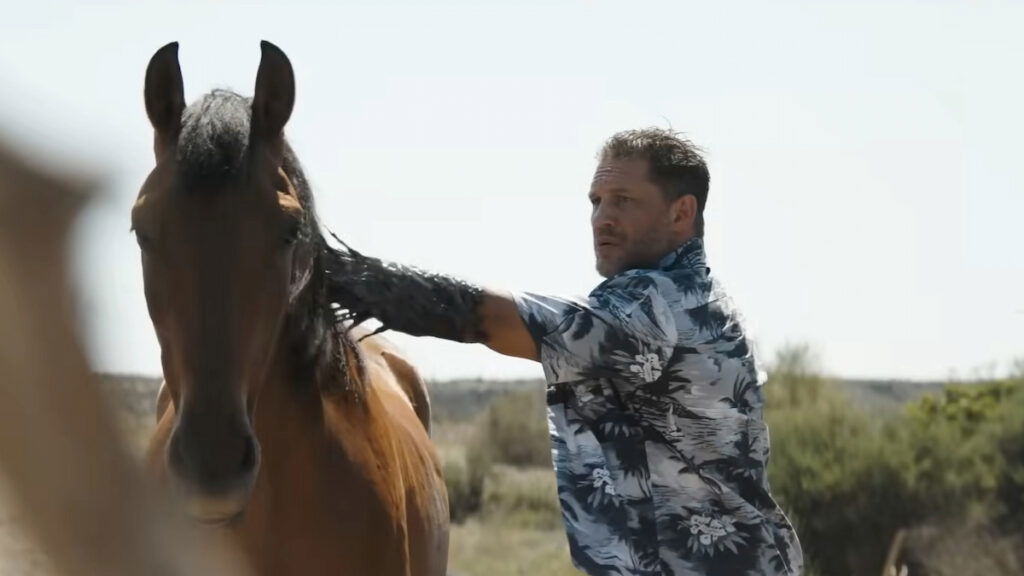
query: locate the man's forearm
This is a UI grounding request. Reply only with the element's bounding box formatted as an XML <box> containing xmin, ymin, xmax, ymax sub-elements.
<box><xmin>322</xmin><ymin>238</ymin><xmax>487</xmax><ymax>342</ymax></box>
<box><xmin>322</xmin><ymin>238</ymin><xmax>539</xmax><ymax>361</ymax></box>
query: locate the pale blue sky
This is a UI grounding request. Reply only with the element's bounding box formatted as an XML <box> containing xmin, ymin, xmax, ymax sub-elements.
<box><xmin>1</xmin><ymin>1</ymin><xmax>1021</xmax><ymax>382</ymax></box>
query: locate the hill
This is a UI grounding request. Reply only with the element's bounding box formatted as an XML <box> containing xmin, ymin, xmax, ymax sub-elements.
<box><xmin>96</xmin><ymin>373</ymin><xmax>946</xmax><ymax>423</ymax></box>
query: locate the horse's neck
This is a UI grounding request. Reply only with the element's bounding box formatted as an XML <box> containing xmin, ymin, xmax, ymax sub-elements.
<box><xmin>252</xmin><ymin>332</ymin><xmax>360</xmax><ymax>454</ymax></box>
<box><xmin>245</xmin><ymin>334</ymin><xmax>372</xmax><ymax>541</ymax></box>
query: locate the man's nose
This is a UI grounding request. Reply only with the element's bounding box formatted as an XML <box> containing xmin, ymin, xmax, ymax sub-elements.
<box><xmin>591</xmin><ymin>203</ymin><xmax>616</xmax><ymax>230</ymax></box>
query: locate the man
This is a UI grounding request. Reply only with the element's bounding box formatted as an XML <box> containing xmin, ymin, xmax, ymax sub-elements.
<box><xmin>327</xmin><ymin>128</ymin><xmax>803</xmax><ymax>575</ymax></box>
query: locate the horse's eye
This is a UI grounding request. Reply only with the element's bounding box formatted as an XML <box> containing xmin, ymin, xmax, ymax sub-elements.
<box><xmin>282</xmin><ymin>222</ymin><xmax>301</xmax><ymax>246</ymax></box>
<box><xmin>134</xmin><ymin>229</ymin><xmax>156</xmax><ymax>252</ymax></box>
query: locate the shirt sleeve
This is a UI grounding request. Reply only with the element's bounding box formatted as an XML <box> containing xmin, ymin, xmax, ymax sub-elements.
<box><xmin>512</xmin><ymin>271</ymin><xmax>678</xmax><ymax>384</ymax></box>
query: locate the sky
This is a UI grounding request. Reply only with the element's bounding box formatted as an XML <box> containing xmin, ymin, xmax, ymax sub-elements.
<box><xmin>0</xmin><ymin>1</ymin><xmax>1021</xmax><ymax>382</ymax></box>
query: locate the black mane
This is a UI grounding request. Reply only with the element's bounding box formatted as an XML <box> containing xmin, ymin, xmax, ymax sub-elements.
<box><xmin>176</xmin><ymin>89</ymin><xmax>360</xmax><ymax>395</ymax></box>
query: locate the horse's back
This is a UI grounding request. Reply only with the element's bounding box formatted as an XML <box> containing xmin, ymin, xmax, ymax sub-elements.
<box><xmin>355</xmin><ymin>328</ymin><xmax>432</xmax><ymax>434</ymax></box>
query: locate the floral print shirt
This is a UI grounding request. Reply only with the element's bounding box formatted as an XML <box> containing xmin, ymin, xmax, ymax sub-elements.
<box><xmin>513</xmin><ymin>238</ymin><xmax>803</xmax><ymax>576</ymax></box>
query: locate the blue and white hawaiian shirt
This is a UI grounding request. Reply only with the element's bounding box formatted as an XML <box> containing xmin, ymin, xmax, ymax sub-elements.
<box><xmin>513</xmin><ymin>237</ymin><xmax>803</xmax><ymax>576</ymax></box>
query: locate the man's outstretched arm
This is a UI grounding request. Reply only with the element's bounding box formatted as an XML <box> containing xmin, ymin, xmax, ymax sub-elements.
<box><xmin>477</xmin><ymin>288</ymin><xmax>540</xmax><ymax>361</ymax></box>
<box><xmin>323</xmin><ymin>241</ymin><xmax>539</xmax><ymax>361</ymax></box>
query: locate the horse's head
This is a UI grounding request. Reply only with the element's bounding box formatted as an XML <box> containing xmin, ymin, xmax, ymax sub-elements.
<box><xmin>132</xmin><ymin>41</ymin><xmax>316</xmax><ymax>524</ymax></box>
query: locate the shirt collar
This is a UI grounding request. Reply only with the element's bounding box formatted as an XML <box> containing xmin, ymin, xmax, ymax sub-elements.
<box><xmin>657</xmin><ymin>236</ymin><xmax>708</xmax><ymax>273</ymax></box>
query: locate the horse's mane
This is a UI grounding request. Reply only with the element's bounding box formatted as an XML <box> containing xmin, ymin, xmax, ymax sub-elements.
<box><xmin>176</xmin><ymin>89</ymin><xmax>363</xmax><ymax>397</ymax></box>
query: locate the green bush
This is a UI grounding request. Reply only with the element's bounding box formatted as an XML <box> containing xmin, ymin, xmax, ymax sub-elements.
<box><xmin>765</xmin><ymin>347</ymin><xmax>919</xmax><ymax>576</ymax></box>
<box><xmin>994</xmin><ymin>390</ymin><xmax>1024</xmax><ymax>531</ymax></box>
<box><xmin>472</xmin><ymin>387</ymin><xmax>551</xmax><ymax>468</ymax></box>
<box><xmin>765</xmin><ymin>345</ymin><xmax>1024</xmax><ymax>576</ymax></box>
<box><xmin>445</xmin><ymin>455</ymin><xmax>487</xmax><ymax>523</ymax></box>
<box><xmin>445</xmin><ymin>387</ymin><xmax>550</xmax><ymax>523</ymax></box>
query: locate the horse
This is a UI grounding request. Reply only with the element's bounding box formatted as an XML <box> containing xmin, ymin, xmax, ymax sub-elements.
<box><xmin>134</xmin><ymin>41</ymin><xmax>449</xmax><ymax>576</ymax></box>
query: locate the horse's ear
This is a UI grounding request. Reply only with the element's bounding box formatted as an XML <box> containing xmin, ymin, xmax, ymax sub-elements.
<box><xmin>252</xmin><ymin>41</ymin><xmax>295</xmax><ymax>143</ymax></box>
<box><xmin>144</xmin><ymin>42</ymin><xmax>185</xmax><ymax>158</ymax></box>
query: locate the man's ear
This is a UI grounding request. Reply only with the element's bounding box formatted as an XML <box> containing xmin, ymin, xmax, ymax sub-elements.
<box><xmin>670</xmin><ymin>194</ymin><xmax>698</xmax><ymax>233</ymax></box>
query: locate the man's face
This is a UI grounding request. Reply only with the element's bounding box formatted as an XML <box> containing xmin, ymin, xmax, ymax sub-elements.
<box><xmin>590</xmin><ymin>156</ymin><xmax>684</xmax><ymax>278</ymax></box>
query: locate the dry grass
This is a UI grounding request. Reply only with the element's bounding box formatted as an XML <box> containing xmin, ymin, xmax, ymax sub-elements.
<box><xmin>902</xmin><ymin>523</ymin><xmax>1023</xmax><ymax>576</ymax></box>
<box><xmin>432</xmin><ymin>421</ymin><xmax>476</xmax><ymax>463</ymax></box>
<box><xmin>448</xmin><ymin>519</ymin><xmax>581</xmax><ymax>576</ymax></box>
<box><xmin>480</xmin><ymin>466</ymin><xmax>561</xmax><ymax>531</ymax></box>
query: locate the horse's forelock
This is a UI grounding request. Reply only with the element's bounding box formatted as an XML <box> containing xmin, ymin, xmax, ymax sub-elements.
<box><xmin>176</xmin><ymin>90</ymin><xmax>251</xmax><ymax>190</ymax></box>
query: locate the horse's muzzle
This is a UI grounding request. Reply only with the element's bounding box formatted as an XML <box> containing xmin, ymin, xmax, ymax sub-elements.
<box><xmin>166</xmin><ymin>414</ymin><xmax>261</xmax><ymax>522</ymax></box>
<box><xmin>185</xmin><ymin>492</ymin><xmax>250</xmax><ymax>527</ymax></box>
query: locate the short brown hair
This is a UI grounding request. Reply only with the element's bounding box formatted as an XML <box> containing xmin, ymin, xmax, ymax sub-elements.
<box><xmin>600</xmin><ymin>128</ymin><xmax>710</xmax><ymax>236</ymax></box>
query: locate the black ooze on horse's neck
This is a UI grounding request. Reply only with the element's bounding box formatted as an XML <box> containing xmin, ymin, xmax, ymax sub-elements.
<box><xmin>176</xmin><ymin>90</ymin><xmax>357</xmax><ymax>396</ymax></box>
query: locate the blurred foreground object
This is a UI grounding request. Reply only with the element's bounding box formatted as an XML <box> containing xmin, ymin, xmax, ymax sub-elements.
<box><xmin>0</xmin><ymin>137</ymin><xmax>249</xmax><ymax>576</ymax></box>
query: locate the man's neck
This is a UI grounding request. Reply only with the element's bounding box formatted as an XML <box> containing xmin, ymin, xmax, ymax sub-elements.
<box><xmin>657</xmin><ymin>236</ymin><xmax>705</xmax><ymax>271</ymax></box>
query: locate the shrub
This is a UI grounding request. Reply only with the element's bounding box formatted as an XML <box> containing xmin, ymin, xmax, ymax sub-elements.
<box><xmin>445</xmin><ymin>454</ymin><xmax>487</xmax><ymax>523</ymax></box>
<box><xmin>765</xmin><ymin>349</ymin><xmax>918</xmax><ymax>576</ymax></box>
<box><xmin>472</xmin><ymin>387</ymin><xmax>550</xmax><ymax>468</ymax></box>
<box><xmin>765</xmin><ymin>345</ymin><xmax>1024</xmax><ymax>576</ymax></box>
<box><xmin>446</xmin><ymin>386</ymin><xmax>549</xmax><ymax>523</ymax></box>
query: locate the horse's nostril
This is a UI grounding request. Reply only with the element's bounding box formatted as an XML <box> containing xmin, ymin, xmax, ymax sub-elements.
<box><xmin>167</xmin><ymin>430</ymin><xmax>190</xmax><ymax>477</ymax></box>
<box><xmin>238</xmin><ymin>435</ymin><xmax>259</xmax><ymax>475</ymax></box>
<box><xmin>167</xmin><ymin>423</ymin><xmax>259</xmax><ymax>493</ymax></box>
